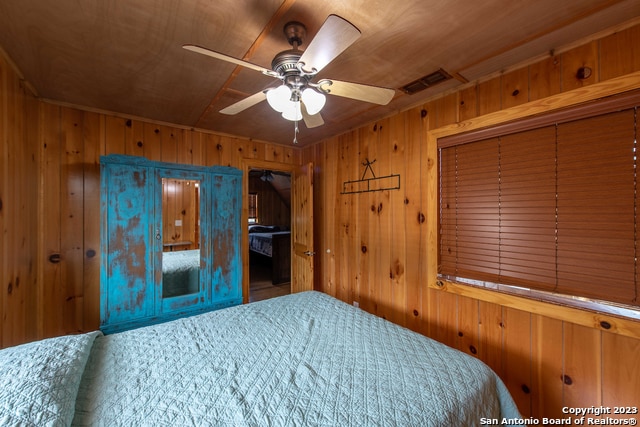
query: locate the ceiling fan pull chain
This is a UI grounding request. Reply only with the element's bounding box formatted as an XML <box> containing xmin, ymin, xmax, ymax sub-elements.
<box><xmin>293</xmin><ymin>120</ymin><xmax>299</xmax><ymax>144</ymax></box>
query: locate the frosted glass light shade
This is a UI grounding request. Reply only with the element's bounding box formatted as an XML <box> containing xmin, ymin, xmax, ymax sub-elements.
<box><xmin>301</xmin><ymin>88</ymin><xmax>326</xmax><ymax>115</ymax></box>
<box><xmin>281</xmin><ymin>101</ymin><xmax>302</xmax><ymax>121</ymax></box>
<box><xmin>266</xmin><ymin>85</ymin><xmax>292</xmax><ymax>113</ymax></box>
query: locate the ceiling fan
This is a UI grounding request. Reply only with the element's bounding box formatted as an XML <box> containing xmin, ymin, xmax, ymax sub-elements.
<box><xmin>183</xmin><ymin>14</ymin><xmax>395</xmax><ymax>143</ymax></box>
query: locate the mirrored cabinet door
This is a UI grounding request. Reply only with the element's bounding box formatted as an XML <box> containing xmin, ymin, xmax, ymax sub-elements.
<box><xmin>160</xmin><ymin>177</ymin><xmax>202</xmax><ymax>300</ymax></box>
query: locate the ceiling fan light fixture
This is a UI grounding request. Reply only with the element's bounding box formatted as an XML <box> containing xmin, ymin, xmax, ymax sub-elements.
<box><xmin>301</xmin><ymin>87</ymin><xmax>326</xmax><ymax>115</ymax></box>
<box><xmin>266</xmin><ymin>85</ymin><xmax>292</xmax><ymax>112</ymax></box>
<box><xmin>281</xmin><ymin>101</ymin><xmax>302</xmax><ymax>121</ymax></box>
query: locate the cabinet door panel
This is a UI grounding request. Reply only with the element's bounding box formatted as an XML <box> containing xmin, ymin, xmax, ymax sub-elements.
<box><xmin>210</xmin><ymin>173</ymin><xmax>242</xmax><ymax>300</ymax></box>
<box><xmin>101</xmin><ymin>163</ymin><xmax>154</xmax><ymax>326</ymax></box>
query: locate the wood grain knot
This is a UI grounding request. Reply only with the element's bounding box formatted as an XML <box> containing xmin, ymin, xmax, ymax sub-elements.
<box><xmin>599</xmin><ymin>320</ymin><xmax>611</xmax><ymax>330</ymax></box>
<box><xmin>48</xmin><ymin>253</ymin><xmax>61</xmax><ymax>264</ymax></box>
<box><xmin>361</xmin><ymin>245</ymin><xmax>367</xmax><ymax>253</ymax></box>
<box><xmin>421</xmin><ymin>109</ymin><xmax>428</xmax><ymax>117</ymax></box>
<box><xmin>86</xmin><ymin>249</ymin><xmax>96</xmax><ymax>258</ymax></box>
<box><xmin>7</xmin><ymin>282</ymin><xmax>12</xmax><ymax>295</ymax></box>
<box><xmin>561</xmin><ymin>374</ymin><xmax>573</xmax><ymax>385</ymax></box>
<box><xmin>521</xmin><ymin>384</ymin><xmax>531</xmax><ymax>394</ymax></box>
<box><xmin>512</xmin><ymin>89</ymin><xmax>520</xmax><ymax>97</ymax></box>
<box><xmin>435</xmin><ymin>280</ymin><xmax>444</xmax><ymax>288</ymax></box>
<box><xmin>137</xmin><ymin>141</ymin><xmax>143</xmax><ymax>147</ymax></box>
<box><xmin>125</xmin><ymin>119</ymin><xmax>132</xmax><ymax>127</ymax></box>
<box><xmin>216</xmin><ymin>143</ymin><xmax>223</xmax><ymax>151</ymax></box>
<box><xmin>469</xmin><ymin>345</ymin><xmax>477</xmax><ymax>354</ymax></box>
<box><xmin>417</xmin><ymin>212</ymin><xmax>425</xmax><ymax>223</ymax></box>
<box><xmin>576</xmin><ymin>66</ymin><xmax>592</xmax><ymax>80</ymax></box>
<box><xmin>413</xmin><ymin>309</ymin><xmax>419</xmax><ymax>317</ymax></box>
<box><xmin>458</xmin><ymin>331</ymin><xmax>463</xmax><ymax>337</ymax></box>
<box><xmin>154</xmin><ymin>128</ymin><xmax>160</xmax><ymax>134</ymax></box>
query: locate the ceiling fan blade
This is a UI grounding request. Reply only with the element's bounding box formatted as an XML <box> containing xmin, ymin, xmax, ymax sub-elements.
<box><xmin>301</xmin><ymin>103</ymin><xmax>324</xmax><ymax>128</ymax></box>
<box><xmin>183</xmin><ymin>44</ymin><xmax>277</xmax><ymax>77</ymax></box>
<box><xmin>219</xmin><ymin>90</ymin><xmax>267</xmax><ymax>115</ymax></box>
<box><xmin>297</xmin><ymin>15</ymin><xmax>361</xmax><ymax>74</ymax></box>
<box><xmin>320</xmin><ymin>79</ymin><xmax>395</xmax><ymax>105</ymax></box>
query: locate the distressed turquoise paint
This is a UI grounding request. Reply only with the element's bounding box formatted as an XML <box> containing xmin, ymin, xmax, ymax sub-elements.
<box><xmin>100</xmin><ymin>155</ymin><xmax>242</xmax><ymax>333</ymax></box>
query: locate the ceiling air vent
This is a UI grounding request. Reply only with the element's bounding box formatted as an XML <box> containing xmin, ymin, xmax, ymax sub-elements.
<box><xmin>400</xmin><ymin>69</ymin><xmax>452</xmax><ymax>95</ymax></box>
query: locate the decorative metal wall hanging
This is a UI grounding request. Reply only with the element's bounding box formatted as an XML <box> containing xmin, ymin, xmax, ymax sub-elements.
<box><xmin>341</xmin><ymin>158</ymin><xmax>400</xmax><ymax>194</ymax></box>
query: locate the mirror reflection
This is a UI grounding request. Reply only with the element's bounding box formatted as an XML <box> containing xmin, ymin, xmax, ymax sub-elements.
<box><xmin>161</xmin><ymin>178</ymin><xmax>201</xmax><ymax>298</ymax></box>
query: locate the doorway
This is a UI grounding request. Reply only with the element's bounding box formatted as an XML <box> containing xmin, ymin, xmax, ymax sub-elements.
<box><xmin>247</xmin><ymin>168</ymin><xmax>292</xmax><ymax>302</ymax></box>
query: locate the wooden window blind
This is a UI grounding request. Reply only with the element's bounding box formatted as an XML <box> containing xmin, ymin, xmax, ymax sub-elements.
<box><xmin>439</xmin><ymin>105</ymin><xmax>638</xmax><ymax>308</ymax></box>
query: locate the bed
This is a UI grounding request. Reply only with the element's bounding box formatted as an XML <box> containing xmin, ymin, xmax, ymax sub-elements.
<box><xmin>0</xmin><ymin>291</ymin><xmax>521</xmax><ymax>426</ymax></box>
<box><xmin>249</xmin><ymin>225</ymin><xmax>291</xmax><ymax>284</ymax></box>
<box><xmin>162</xmin><ymin>249</ymin><xmax>200</xmax><ymax>297</ymax></box>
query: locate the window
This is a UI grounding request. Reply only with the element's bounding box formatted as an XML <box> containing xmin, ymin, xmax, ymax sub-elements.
<box><xmin>248</xmin><ymin>193</ymin><xmax>258</xmax><ymax>224</ymax></box>
<box><xmin>439</xmin><ymin>97</ymin><xmax>639</xmax><ymax>312</ymax></box>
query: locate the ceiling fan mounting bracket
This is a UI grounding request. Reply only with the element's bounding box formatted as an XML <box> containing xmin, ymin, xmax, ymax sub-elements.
<box><xmin>283</xmin><ymin>21</ymin><xmax>307</xmax><ymax>48</ymax></box>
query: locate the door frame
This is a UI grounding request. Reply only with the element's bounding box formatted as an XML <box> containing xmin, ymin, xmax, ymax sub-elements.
<box><xmin>241</xmin><ymin>159</ymin><xmax>297</xmax><ymax>304</ymax></box>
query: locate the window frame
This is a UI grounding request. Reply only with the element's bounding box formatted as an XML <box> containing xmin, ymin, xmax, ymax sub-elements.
<box><xmin>427</xmin><ymin>75</ymin><xmax>640</xmax><ymax>339</ymax></box>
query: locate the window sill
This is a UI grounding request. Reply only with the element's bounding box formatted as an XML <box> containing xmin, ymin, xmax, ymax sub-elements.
<box><xmin>431</xmin><ymin>276</ymin><xmax>640</xmax><ymax>340</ymax></box>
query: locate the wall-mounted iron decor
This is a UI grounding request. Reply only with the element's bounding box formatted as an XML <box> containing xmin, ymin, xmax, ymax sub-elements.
<box><xmin>341</xmin><ymin>158</ymin><xmax>400</xmax><ymax>194</ymax></box>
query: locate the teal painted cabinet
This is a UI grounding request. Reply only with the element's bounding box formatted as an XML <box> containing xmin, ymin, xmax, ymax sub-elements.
<box><xmin>100</xmin><ymin>155</ymin><xmax>242</xmax><ymax>333</ymax></box>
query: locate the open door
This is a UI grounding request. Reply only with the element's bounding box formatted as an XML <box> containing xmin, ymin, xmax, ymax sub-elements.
<box><xmin>291</xmin><ymin>162</ymin><xmax>314</xmax><ymax>292</ymax></box>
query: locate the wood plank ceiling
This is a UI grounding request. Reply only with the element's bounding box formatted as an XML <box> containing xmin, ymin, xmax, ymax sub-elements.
<box><xmin>0</xmin><ymin>0</ymin><xmax>638</xmax><ymax>146</ymax></box>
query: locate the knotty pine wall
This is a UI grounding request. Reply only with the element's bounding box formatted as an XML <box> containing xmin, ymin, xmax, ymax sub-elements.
<box><xmin>302</xmin><ymin>23</ymin><xmax>640</xmax><ymax>419</ymax></box>
<box><xmin>2</xmin><ymin>20</ymin><xmax>640</xmax><ymax>421</ymax></box>
<box><xmin>0</xmin><ymin>47</ymin><xmax>299</xmax><ymax>347</ymax></box>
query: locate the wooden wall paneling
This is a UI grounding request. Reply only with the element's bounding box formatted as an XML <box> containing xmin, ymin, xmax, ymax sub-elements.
<box><xmin>434</xmin><ymin>93</ymin><xmax>458</xmax><ymax>128</ymax></box>
<box><xmin>0</xmin><ymin>59</ymin><xmax>37</xmax><ymax>346</ymax></box>
<box><xmin>190</xmin><ymin>131</ymin><xmax>205</xmax><ymax>166</ymax></box>
<box><xmin>501</xmin><ymin>67</ymin><xmax>529</xmax><ymax>110</ymax></box>
<box><xmin>1</xmin><ymin>60</ymin><xmax>16</xmax><ymax>346</ymax></box>
<box><xmin>600</xmin><ymin>25</ymin><xmax>640</xmax><ymax>81</ymax></box>
<box><xmin>176</xmin><ymin>128</ymin><xmax>192</xmax><ymax>165</ymax></box>
<box><xmin>60</xmin><ymin>107</ymin><xmax>85</xmax><ymax>333</ymax></box>
<box><xmin>458</xmin><ymin>84</ymin><xmax>478</xmax><ymax>122</ymax></box>
<box><xmin>215</xmin><ymin>135</ymin><xmax>232</xmax><ymax>167</ymax></box>
<box><xmin>456</xmin><ymin>295</ymin><xmax>479</xmax><ymax>358</ymax></box>
<box><xmin>403</xmin><ymin>106</ymin><xmax>425</xmax><ymax>333</ymax></box>
<box><xmin>123</xmin><ymin>118</ymin><xmax>143</xmax><ymax>157</ymax></box>
<box><xmin>561</xmin><ymin>41</ymin><xmax>599</xmax><ymax>92</ymax></box>
<box><xmin>204</xmin><ymin>133</ymin><xmax>221</xmax><ymax>166</ymax></box>
<box><xmin>375</xmin><ymin>118</ymin><xmax>392</xmax><ymax>320</ymax></box>
<box><xmin>502</xmin><ymin>307</ymin><xmax>532</xmax><ymax>417</ymax></box>
<box><xmin>601</xmin><ymin>332</ymin><xmax>640</xmax><ymax>412</ymax></box>
<box><xmin>356</xmin><ymin>129</ymin><xmax>371</xmax><ymax>308</ymax></box>
<box><xmin>531</xmin><ymin>314</ymin><xmax>564</xmax><ymax>419</ymax></box>
<box><xmin>434</xmin><ymin>290</ymin><xmax>458</xmax><ymax>349</ymax></box>
<box><xmin>529</xmin><ymin>55</ymin><xmax>562</xmax><ymax>102</ymax></box>
<box><xmin>160</xmin><ymin>124</ymin><xmax>178</xmax><ymax>163</ymax></box>
<box><xmin>264</xmin><ymin>142</ymin><xmax>284</xmax><ymax>163</ymax></box>
<box><xmin>388</xmin><ymin>112</ymin><xmax>407</xmax><ymax>326</ymax></box>
<box><xmin>339</xmin><ymin>131</ymin><xmax>358</xmax><ymax>304</ymax></box>
<box><xmin>365</xmin><ymin>123</ymin><xmax>381</xmax><ymax>314</ymax></box>
<box><xmin>477</xmin><ymin>300</ymin><xmax>504</xmax><ymax>379</ymax></box>
<box><xmin>321</xmin><ymin>138</ymin><xmax>337</xmax><ymax>297</ymax></box>
<box><xmin>24</xmin><ymin>89</ymin><xmax>39</xmax><ymax>342</ymax></box>
<box><xmin>40</xmin><ymin>102</ymin><xmax>63</xmax><ymax>338</ymax></box>
<box><xmin>478</xmin><ymin>77</ymin><xmax>502</xmax><ymax>116</ymax></box>
<box><xmin>563</xmin><ymin>323</ymin><xmax>602</xmax><ymax>421</ymax></box>
<box><xmin>82</xmin><ymin>111</ymin><xmax>102</xmax><ymax>331</ymax></box>
<box><xmin>104</xmin><ymin>116</ymin><xmax>126</xmax><ymax>155</ymax></box>
<box><xmin>0</xmin><ymin>55</ymin><xmax>6</xmax><ymax>347</ymax></box>
<box><xmin>142</xmin><ymin>122</ymin><xmax>162</xmax><ymax>161</ymax></box>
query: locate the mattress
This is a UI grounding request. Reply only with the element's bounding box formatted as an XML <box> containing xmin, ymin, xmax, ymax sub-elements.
<box><xmin>0</xmin><ymin>291</ymin><xmax>522</xmax><ymax>426</ymax></box>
